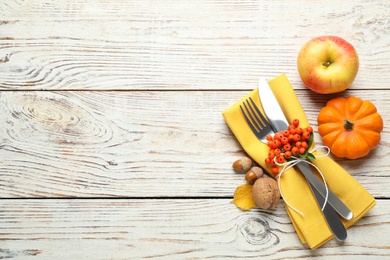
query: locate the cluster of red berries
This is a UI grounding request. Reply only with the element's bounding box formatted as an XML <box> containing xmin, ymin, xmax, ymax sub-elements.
<box><xmin>265</xmin><ymin>119</ymin><xmax>314</xmax><ymax>174</ymax></box>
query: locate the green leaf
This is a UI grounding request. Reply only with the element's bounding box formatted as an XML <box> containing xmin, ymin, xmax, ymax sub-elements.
<box><xmin>299</xmin><ymin>133</ymin><xmax>316</xmax><ymax>160</ymax></box>
<box><xmin>308</xmin><ymin>132</ymin><xmax>314</xmax><ymax>148</ymax></box>
<box><xmin>307</xmin><ymin>153</ymin><xmax>316</xmax><ymax>160</ymax></box>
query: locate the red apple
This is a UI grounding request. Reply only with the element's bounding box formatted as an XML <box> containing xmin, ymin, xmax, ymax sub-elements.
<box><xmin>297</xmin><ymin>36</ymin><xmax>359</xmax><ymax>94</ymax></box>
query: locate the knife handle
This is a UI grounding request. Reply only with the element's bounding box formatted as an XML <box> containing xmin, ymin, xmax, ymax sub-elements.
<box><xmin>308</xmin><ymin>180</ymin><xmax>347</xmax><ymax>241</ymax></box>
<box><xmin>296</xmin><ymin>162</ymin><xmax>354</xmax><ymax>221</ymax></box>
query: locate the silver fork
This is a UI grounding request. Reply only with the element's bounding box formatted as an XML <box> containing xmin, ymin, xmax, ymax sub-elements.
<box><xmin>240</xmin><ymin>98</ymin><xmax>274</xmax><ymax>142</ymax></box>
<box><xmin>240</xmin><ymin>97</ymin><xmax>347</xmax><ymax>241</ymax></box>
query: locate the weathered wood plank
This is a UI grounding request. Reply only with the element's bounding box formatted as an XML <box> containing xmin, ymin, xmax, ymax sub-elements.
<box><xmin>0</xmin><ymin>0</ymin><xmax>389</xmax><ymax>90</ymax></box>
<box><xmin>0</xmin><ymin>0</ymin><xmax>389</xmax><ymax>257</ymax></box>
<box><xmin>0</xmin><ymin>199</ymin><xmax>389</xmax><ymax>259</ymax></box>
<box><xmin>0</xmin><ymin>90</ymin><xmax>388</xmax><ymax>198</ymax></box>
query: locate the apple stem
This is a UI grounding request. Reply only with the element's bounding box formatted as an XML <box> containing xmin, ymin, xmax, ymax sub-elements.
<box><xmin>322</xmin><ymin>61</ymin><xmax>331</xmax><ymax>67</ymax></box>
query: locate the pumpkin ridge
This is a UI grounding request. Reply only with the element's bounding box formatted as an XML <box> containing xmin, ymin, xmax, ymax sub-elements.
<box><xmin>353</xmin><ymin>128</ymin><xmax>381</xmax><ymax>150</ymax></box>
<box><xmin>353</xmin><ymin>114</ymin><xmax>384</xmax><ymax>132</ymax></box>
<box><xmin>345</xmin><ymin>96</ymin><xmax>363</xmax><ymax>119</ymax></box>
<box><xmin>322</xmin><ymin>129</ymin><xmax>343</xmax><ymax>149</ymax></box>
<box><xmin>349</xmin><ymin>100</ymin><xmax>377</xmax><ymax>121</ymax></box>
<box><xmin>345</xmin><ymin>131</ymin><xmax>370</xmax><ymax>159</ymax></box>
<box><xmin>328</xmin><ymin>100</ymin><xmax>347</xmax><ymax>119</ymax></box>
<box><xmin>318</xmin><ymin>122</ymin><xmax>343</xmax><ymax>135</ymax></box>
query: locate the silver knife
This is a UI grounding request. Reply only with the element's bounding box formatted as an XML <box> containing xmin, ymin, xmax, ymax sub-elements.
<box><xmin>258</xmin><ymin>78</ymin><xmax>350</xmax><ymax>241</ymax></box>
<box><xmin>257</xmin><ymin>78</ymin><xmax>353</xmax><ymax>220</ymax></box>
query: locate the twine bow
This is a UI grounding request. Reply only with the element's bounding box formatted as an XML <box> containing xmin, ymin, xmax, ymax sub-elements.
<box><xmin>275</xmin><ymin>146</ymin><xmax>331</xmax><ymax>217</ymax></box>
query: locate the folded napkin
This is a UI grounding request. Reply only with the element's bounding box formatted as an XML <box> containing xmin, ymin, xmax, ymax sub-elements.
<box><xmin>222</xmin><ymin>73</ymin><xmax>376</xmax><ymax>249</ymax></box>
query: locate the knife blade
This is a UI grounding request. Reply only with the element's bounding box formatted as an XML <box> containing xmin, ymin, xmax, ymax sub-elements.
<box><xmin>257</xmin><ymin>78</ymin><xmax>350</xmax><ymax>241</ymax></box>
<box><xmin>257</xmin><ymin>78</ymin><xmax>353</xmax><ymax>221</ymax></box>
<box><xmin>257</xmin><ymin>78</ymin><xmax>348</xmax><ymax>240</ymax></box>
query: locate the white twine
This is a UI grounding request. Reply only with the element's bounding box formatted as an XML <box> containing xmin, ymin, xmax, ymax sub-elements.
<box><xmin>274</xmin><ymin>146</ymin><xmax>331</xmax><ymax>217</ymax></box>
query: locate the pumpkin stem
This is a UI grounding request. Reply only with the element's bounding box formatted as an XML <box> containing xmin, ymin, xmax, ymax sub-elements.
<box><xmin>344</xmin><ymin>120</ymin><xmax>354</xmax><ymax>131</ymax></box>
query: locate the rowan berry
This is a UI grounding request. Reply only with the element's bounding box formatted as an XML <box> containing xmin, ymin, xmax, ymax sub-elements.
<box><xmin>276</xmin><ymin>155</ymin><xmax>285</xmax><ymax>164</ymax></box>
<box><xmin>265</xmin><ymin>120</ymin><xmax>315</xmax><ymax>167</ymax></box>
<box><xmin>284</xmin><ymin>151</ymin><xmax>292</xmax><ymax>158</ymax></box>
<box><xmin>302</xmin><ymin>131</ymin><xmax>310</xmax><ymax>140</ymax></box>
<box><xmin>272</xmin><ymin>140</ymin><xmax>281</xmax><ymax>148</ymax></box>
<box><xmin>293</xmin><ymin>134</ymin><xmax>301</xmax><ymax>142</ymax></box>
<box><xmin>268</xmin><ymin>150</ymin><xmax>275</xmax><ymax>159</ymax></box>
<box><xmin>274</xmin><ymin>133</ymin><xmax>282</xmax><ymax>140</ymax></box>
<box><xmin>281</xmin><ymin>136</ymin><xmax>289</xmax><ymax>145</ymax></box>
<box><xmin>282</xmin><ymin>130</ymin><xmax>290</xmax><ymax>137</ymax></box>
<box><xmin>283</xmin><ymin>144</ymin><xmax>291</xmax><ymax>151</ymax></box>
<box><xmin>306</xmin><ymin>126</ymin><xmax>313</xmax><ymax>133</ymax></box>
<box><xmin>291</xmin><ymin>147</ymin><xmax>299</xmax><ymax>155</ymax></box>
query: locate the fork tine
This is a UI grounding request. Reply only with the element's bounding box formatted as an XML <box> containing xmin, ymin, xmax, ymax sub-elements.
<box><xmin>240</xmin><ymin>98</ymin><xmax>274</xmax><ymax>143</ymax></box>
<box><xmin>248</xmin><ymin>97</ymin><xmax>270</xmax><ymax>128</ymax></box>
<box><xmin>243</xmin><ymin>101</ymin><xmax>262</xmax><ymax>131</ymax></box>
<box><xmin>246</xmin><ymin>98</ymin><xmax>266</xmax><ymax>130</ymax></box>
<box><xmin>240</xmin><ymin>104</ymin><xmax>259</xmax><ymax>134</ymax></box>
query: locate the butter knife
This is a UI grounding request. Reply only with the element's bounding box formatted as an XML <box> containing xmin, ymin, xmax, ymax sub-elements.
<box><xmin>257</xmin><ymin>78</ymin><xmax>350</xmax><ymax>241</ymax></box>
<box><xmin>257</xmin><ymin>78</ymin><xmax>353</xmax><ymax>221</ymax></box>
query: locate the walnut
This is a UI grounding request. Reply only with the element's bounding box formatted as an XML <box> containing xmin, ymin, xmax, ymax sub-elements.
<box><xmin>252</xmin><ymin>178</ymin><xmax>280</xmax><ymax>210</ymax></box>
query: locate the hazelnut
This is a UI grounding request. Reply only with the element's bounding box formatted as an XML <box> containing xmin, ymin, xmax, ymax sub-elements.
<box><xmin>245</xmin><ymin>167</ymin><xmax>264</xmax><ymax>184</ymax></box>
<box><xmin>252</xmin><ymin>178</ymin><xmax>280</xmax><ymax>210</ymax></box>
<box><xmin>232</xmin><ymin>157</ymin><xmax>252</xmax><ymax>173</ymax></box>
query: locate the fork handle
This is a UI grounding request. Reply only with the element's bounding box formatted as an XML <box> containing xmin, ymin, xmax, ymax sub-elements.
<box><xmin>296</xmin><ymin>162</ymin><xmax>353</xmax><ymax>220</ymax></box>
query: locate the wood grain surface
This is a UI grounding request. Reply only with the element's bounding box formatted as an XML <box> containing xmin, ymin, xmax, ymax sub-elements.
<box><xmin>1</xmin><ymin>199</ymin><xmax>389</xmax><ymax>259</ymax></box>
<box><xmin>0</xmin><ymin>90</ymin><xmax>389</xmax><ymax>198</ymax></box>
<box><xmin>1</xmin><ymin>0</ymin><xmax>389</xmax><ymax>258</ymax></box>
<box><xmin>1</xmin><ymin>0</ymin><xmax>389</xmax><ymax>91</ymax></box>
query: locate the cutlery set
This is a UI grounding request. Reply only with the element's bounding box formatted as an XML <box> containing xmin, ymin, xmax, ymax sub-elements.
<box><xmin>240</xmin><ymin>78</ymin><xmax>354</xmax><ymax>241</ymax></box>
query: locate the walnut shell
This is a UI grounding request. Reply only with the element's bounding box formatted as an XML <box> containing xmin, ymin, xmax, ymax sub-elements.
<box><xmin>252</xmin><ymin>178</ymin><xmax>280</xmax><ymax>210</ymax></box>
<box><xmin>232</xmin><ymin>157</ymin><xmax>252</xmax><ymax>173</ymax></box>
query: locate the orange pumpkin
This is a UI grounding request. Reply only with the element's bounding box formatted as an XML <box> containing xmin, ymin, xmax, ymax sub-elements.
<box><xmin>317</xmin><ymin>96</ymin><xmax>383</xmax><ymax>159</ymax></box>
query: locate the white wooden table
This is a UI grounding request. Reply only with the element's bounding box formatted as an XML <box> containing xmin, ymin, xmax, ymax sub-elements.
<box><xmin>1</xmin><ymin>0</ymin><xmax>389</xmax><ymax>258</ymax></box>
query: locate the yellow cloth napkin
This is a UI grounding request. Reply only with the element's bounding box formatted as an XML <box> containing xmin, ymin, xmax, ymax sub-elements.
<box><xmin>222</xmin><ymin>73</ymin><xmax>376</xmax><ymax>249</ymax></box>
